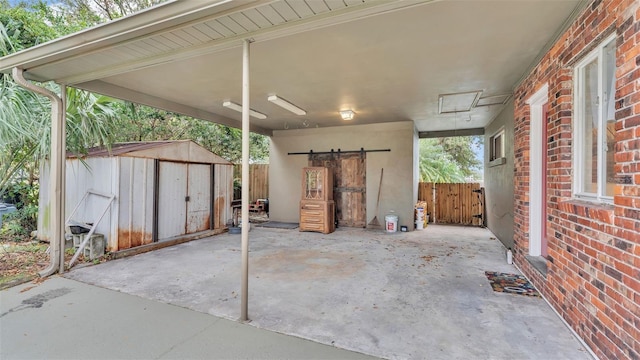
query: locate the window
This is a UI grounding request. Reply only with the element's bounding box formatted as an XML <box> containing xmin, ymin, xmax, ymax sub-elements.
<box><xmin>573</xmin><ymin>34</ymin><xmax>616</xmax><ymax>202</ymax></box>
<box><xmin>489</xmin><ymin>128</ymin><xmax>505</xmax><ymax>163</ymax></box>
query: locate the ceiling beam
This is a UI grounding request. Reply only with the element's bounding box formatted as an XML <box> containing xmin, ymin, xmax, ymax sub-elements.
<box><xmin>76</xmin><ymin>80</ymin><xmax>273</xmax><ymax>136</ymax></box>
<box><xmin>419</xmin><ymin>128</ymin><xmax>484</xmax><ymax>138</ymax></box>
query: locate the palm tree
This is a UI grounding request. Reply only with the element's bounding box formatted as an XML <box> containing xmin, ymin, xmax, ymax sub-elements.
<box><xmin>419</xmin><ymin>139</ymin><xmax>466</xmax><ymax>183</ymax></box>
<box><xmin>0</xmin><ymin>23</ymin><xmax>118</xmax><ymax>201</ymax></box>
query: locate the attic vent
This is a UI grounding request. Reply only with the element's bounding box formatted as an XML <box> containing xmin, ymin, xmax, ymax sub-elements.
<box><xmin>476</xmin><ymin>94</ymin><xmax>511</xmax><ymax>107</ymax></box>
<box><xmin>438</xmin><ymin>90</ymin><xmax>482</xmax><ymax>114</ymax></box>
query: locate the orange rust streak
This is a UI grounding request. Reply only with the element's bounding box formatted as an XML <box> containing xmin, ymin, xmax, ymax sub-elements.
<box><xmin>214</xmin><ymin>196</ymin><xmax>225</xmax><ymax>229</ymax></box>
<box><xmin>118</xmin><ymin>229</ymin><xmax>149</xmax><ymax>250</ymax></box>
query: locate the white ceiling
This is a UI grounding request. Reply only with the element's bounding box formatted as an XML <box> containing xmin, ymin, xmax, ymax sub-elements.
<box><xmin>1</xmin><ymin>0</ymin><xmax>584</xmax><ymax>136</ymax></box>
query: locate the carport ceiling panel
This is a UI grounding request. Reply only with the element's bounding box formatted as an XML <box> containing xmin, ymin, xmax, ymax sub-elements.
<box><xmin>51</xmin><ymin>0</ymin><xmax>376</xmax><ymax>86</ymax></box>
<box><xmin>438</xmin><ymin>91</ymin><xmax>482</xmax><ymax>114</ymax></box>
<box><xmin>476</xmin><ymin>94</ymin><xmax>511</xmax><ymax>107</ymax></box>
<box><xmin>19</xmin><ymin>0</ymin><xmax>584</xmax><ymax>134</ymax></box>
<box><xmin>92</xmin><ymin>0</ymin><xmax>581</xmax><ymax>133</ymax></box>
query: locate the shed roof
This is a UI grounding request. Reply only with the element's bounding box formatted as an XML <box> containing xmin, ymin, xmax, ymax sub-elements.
<box><xmin>70</xmin><ymin>140</ymin><xmax>233</xmax><ymax>165</ymax></box>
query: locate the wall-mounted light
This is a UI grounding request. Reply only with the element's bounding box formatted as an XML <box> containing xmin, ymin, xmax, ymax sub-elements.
<box><xmin>268</xmin><ymin>95</ymin><xmax>306</xmax><ymax>115</ymax></box>
<box><xmin>223</xmin><ymin>100</ymin><xmax>267</xmax><ymax>119</ymax></box>
<box><xmin>340</xmin><ymin>110</ymin><xmax>355</xmax><ymax>121</ymax></box>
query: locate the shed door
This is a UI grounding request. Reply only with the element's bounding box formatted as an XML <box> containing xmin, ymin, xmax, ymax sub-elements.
<box><xmin>186</xmin><ymin>164</ymin><xmax>212</xmax><ymax>233</ymax></box>
<box><xmin>158</xmin><ymin>161</ymin><xmax>188</xmax><ymax>239</ymax></box>
<box><xmin>158</xmin><ymin>162</ymin><xmax>213</xmax><ymax>240</ymax></box>
<box><xmin>310</xmin><ymin>153</ymin><xmax>366</xmax><ymax>228</ymax></box>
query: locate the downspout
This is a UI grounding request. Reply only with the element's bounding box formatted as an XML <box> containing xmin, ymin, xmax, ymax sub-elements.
<box><xmin>12</xmin><ymin>67</ymin><xmax>66</xmax><ymax>277</ymax></box>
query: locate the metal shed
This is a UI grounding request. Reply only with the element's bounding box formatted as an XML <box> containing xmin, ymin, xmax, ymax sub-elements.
<box><xmin>38</xmin><ymin>140</ymin><xmax>234</xmax><ymax>252</ymax></box>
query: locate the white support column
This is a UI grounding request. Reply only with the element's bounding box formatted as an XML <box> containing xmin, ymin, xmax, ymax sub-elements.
<box><xmin>240</xmin><ymin>38</ymin><xmax>251</xmax><ymax>322</ymax></box>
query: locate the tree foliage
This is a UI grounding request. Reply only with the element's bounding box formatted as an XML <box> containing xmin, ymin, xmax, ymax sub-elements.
<box><xmin>419</xmin><ymin>136</ymin><xmax>483</xmax><ymax>183</ymax></box>
<box><xmin>0</xmin><ymin>0</ymin><xmax>270</xmax><ymax>198</ymax></box>
<box><xmin>60</xmin><ymin>0</ymin><xmax>164</xmax><ymax>20</ymax></box>
<box><xmin>112</xmin><ymin>103</ymin><xmax>269</xmax><ymax>163</ymax></box>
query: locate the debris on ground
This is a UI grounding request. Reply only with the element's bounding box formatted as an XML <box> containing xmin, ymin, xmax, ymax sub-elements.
<box><xmin>0</xmin><ymin>240</ymin><xmax>108</xmax><ymax>289</ymax></box>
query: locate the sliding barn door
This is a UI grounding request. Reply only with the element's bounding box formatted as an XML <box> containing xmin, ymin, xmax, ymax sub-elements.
<box><xmin>310</xmin><ymin>153</ymin><xmax>366</xmax><ymax>228</ymax></box>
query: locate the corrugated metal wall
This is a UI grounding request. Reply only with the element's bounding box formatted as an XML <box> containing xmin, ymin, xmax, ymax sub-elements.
<box><xmin>39</xmin><ymin>156</ymin><xmax>234</xmax><ymax>252</ymax></box>
<box><xmin>38</xmin><ymin>158</ymin><xmax>117</xmax><ymax>244</ymax></box>
<box><xmin>214</xmin><ymin>163</ymin><xmax>233</xmax><ymax>228</ymax></box>
<box><xmin>117</xmin><ymin>157</ymin><xmax>154</xmax><ymax>249</ymax></box>
<box><xmin>157</xmin><ymin>161</ymin><xmax>189</xmax><ymax>240</ymax></box>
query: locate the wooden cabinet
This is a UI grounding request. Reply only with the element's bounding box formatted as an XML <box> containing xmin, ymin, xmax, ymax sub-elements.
<box><xmin>300</xmin><ymin>200</ymin><xmax>335</xmax><ymax>233</ymax></box>
<box><xmin>300</xmin><ymin>167</ymin><xmax>335</xmax><ymax>234</ymax></box>
<box><xmin>301</xmin><ymin>166</ymin><xmax>333</xmax><ymax>201</ymax></box>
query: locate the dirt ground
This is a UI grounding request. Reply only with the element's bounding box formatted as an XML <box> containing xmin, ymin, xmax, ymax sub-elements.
<box><xmin>0</xmin><ymin>241</ymin><xmax>49</xmax><ymax>288</ymax></box>
<box><xmin>0</xmin><ymin>240</ymin><xmax>98</xmax><ymax>289</ymax></box>
<box><xmin>0</xmin><ymin>211</ymin><xmax>268</xmax><ymax>289</ymax></box>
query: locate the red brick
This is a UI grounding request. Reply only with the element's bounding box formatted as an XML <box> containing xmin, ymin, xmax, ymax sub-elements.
<box><xmin>513</xmin><ymin>0</ymin><xmax>640</xmax><ymax>357</ymax></box>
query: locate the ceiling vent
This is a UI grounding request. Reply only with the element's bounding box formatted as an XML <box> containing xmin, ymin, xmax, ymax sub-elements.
<box><xmin>438</xmin><ymin>90</ymin><xmax>482</xmax><ymax>114</ymax></box>
<box><xmin>475</xmin><ymin>94</ymin><xmax>511</xmax><ymax>107</ymax></box>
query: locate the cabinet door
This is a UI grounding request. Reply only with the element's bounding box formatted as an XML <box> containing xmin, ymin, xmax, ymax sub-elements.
<box><xmin>302</xmin><ymin>167</ymin><xmax>326</xmax><ymax>200</ymax></box>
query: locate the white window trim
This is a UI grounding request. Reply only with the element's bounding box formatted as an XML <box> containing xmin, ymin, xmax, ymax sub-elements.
<box><xmin>526</xmin><ymin>83</ymin><xmax>548</xmax><ymax>257</ymax></box>
<box><xmin>489</xmin><ymin>128</ymin><xmax>506</xmax><ymax>161</ymax></box>
<box><xmin>572</xmin><ymin>33</ymin><xmax>616</xmax><ymax>204</ymax></box>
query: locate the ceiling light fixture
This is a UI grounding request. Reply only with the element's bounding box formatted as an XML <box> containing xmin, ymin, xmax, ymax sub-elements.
<box><xmin>222</xmin><ymin>100</ymin><xmax>267</xmax><ymax>119</ymax></box>
<box><xmin>268</xmin><ymin>95</ymin><xmax>306</xmax><ymax>115</ymax></box>
<box><xmin>340</xmin><ymin>110</ymin><xmax>355</xmax><ymax>121</ymax></box>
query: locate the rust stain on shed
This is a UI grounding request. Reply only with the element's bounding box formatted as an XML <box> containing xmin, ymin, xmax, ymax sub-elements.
<box><xmin>215</xmin><ymin>196</ymin><xmax>225</xmax><ymax>229</ymax></box>
<box><xmin>118</xmin><ymin>229</ymin><xmax>152</xmax><ymax>250</ymax></box>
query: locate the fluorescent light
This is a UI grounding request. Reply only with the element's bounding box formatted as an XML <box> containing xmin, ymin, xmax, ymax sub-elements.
<box><xmin>267</xmin><ymin>95</ymin><xmax>306</xmax><ymax>115</ymax></box>
<box><xmin>222</xmin><ymin>101</ymin><xmax>267</xmax><ymax>119</ymax></box>
<box><xmin>340</xmin><ymin>110</ymin><xmax>355</xmax><ymax>121</ymax></box>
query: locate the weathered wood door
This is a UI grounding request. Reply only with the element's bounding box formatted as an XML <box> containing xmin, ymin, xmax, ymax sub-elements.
<box><xmin>310</xmin><ymin>153</ymin><xmax>366</xmax><ymax>227</ymax></box>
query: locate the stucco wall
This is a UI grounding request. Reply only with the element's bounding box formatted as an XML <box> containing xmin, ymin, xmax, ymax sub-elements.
<box><xmin>269</xmin><ymin>121</ymin><xmax>418</xmax><ymax>229</ymax></box>
<box><xmin>484</xmin><ymin>99</ymin><xmax>515</xmax><ymax>249</ymax></box>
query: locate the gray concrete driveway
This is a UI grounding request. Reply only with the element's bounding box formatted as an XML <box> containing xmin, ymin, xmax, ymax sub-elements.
<box><xmin>61</xmin><ymin>225</ymin><xmax>592</xmax><ymax>360</ymax></box>
<box><xmin>0</xmin><ymin>277</ymin><xmax>375</xmax><ymax>359</ymax></box>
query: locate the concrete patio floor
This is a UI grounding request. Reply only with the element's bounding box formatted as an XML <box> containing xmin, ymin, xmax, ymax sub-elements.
<box><xmin>63</xmin><ymin>225</ymin><xmax>593</xmax><ymax>359</ymax></box>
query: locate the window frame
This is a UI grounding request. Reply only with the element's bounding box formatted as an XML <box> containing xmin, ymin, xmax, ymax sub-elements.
<box><xmin>572</xmin><ymin>33</ymin><xmax>616</xmax><ymax>203</ymax></box>
<box><xmin>489</xmin><ymin>128</ymin><xmax>506</xmax><ymax>166</ymax></box>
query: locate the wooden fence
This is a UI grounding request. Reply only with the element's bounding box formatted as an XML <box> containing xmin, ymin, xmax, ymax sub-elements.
<box><xmin>418</xmin><ymin>182</ymin><xmax>484</xmax><ymax>226</ymax></box>
<box><xmin>233</xmin><ymin>164</ymin><xmax>269</xmax><ymax>202</ymax></box>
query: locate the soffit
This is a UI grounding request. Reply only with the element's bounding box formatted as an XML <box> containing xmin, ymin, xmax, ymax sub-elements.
<box><xmin>0</xmin><ymin>0</ymin><xmax>584</xmax><ymax>135</ymax></box>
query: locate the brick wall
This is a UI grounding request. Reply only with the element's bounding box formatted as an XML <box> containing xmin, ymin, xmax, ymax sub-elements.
<box><xmin>513</xmin><ymin>0</ymin><xmax>640</xmax><ymax>359</ymax></box>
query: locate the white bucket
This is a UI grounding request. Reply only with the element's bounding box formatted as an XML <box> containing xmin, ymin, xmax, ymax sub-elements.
<box><xmin>416</xmin><ymin>207</ymin><xmax>425</xmax><ymax>221</ymax></box>
<box><xmin>385</xmin><ymin>215</ymin><xmax>398</xmax><ymax>233</ymax></box>
<box><xmin>416</xmin><ymin>220</ymin><xmax>424</xmax><ymax>230</ymax></box>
